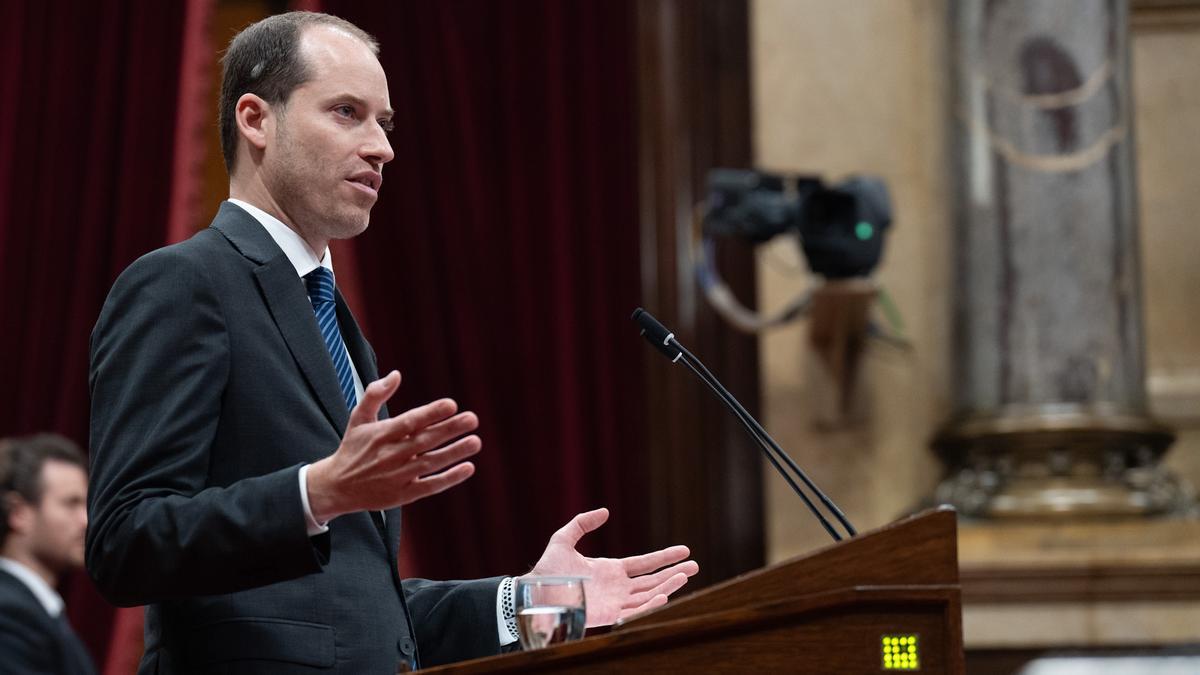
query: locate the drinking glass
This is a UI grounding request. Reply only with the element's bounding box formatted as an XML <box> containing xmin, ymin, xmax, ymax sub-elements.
<box><xmin>514</xmin><ymin>576</ymin><xmax>587</xmax><ymax>650</ymax></box>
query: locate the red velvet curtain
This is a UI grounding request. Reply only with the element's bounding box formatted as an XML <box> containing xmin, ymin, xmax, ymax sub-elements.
<box><xmin>2</xmin><ymin>0</ymin><xmax>648</xmax><ymax>668</ymax></box>
<box><xmin>321</xmin><ymin>0</ymin><xmax>651</xmax><ymax>579</ymax></box>
<box><xmin>0</xmin><ymin>0</ymin><xmax>209</xmax><ymax>671</ymax></box>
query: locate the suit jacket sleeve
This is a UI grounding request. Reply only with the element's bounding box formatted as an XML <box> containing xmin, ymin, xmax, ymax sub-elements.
<box><xmin>402</xmin><ymin>576</ymin><xmax>517</xmax><ymax>667</ymax></box>
<box><xmin>87</xmin><ymin>247</ymin><xmax>327</xmax><ymax>607</ymax></box>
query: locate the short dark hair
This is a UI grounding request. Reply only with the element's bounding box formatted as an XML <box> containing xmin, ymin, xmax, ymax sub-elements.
<box><xmin>0</xmin><ymin>434</ymin><xmax>87</xmax><ymax>548</ymax></box>
<box><xmin>218</xmin><ymin>11</ymin><xmax>379</xmax><ymax>172</ymax></box>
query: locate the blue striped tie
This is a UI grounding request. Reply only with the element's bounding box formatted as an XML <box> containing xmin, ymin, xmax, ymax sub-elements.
<box><xmin>304</xmin><ymin>267</ymin><xmax>358</xmax><ymax>410</ymax></box>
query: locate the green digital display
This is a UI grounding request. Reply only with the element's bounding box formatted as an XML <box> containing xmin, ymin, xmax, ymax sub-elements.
<box><xmin>881</xmin><ymin>634</ymin><xmax>919</xmax><ymax>670</ymax></box>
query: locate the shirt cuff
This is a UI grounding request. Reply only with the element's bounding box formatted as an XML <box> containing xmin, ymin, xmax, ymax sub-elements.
<box><xmin>298</xmin><ymin>464</ymin><xmax>330</xmax><ymax>536</ymax></box>
<box><xmin>496</xmin><ymin>576</ymin><xmax>518</xmax><ymax>646</ymax></box>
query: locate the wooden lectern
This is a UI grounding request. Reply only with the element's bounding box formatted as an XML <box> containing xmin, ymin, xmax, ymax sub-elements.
<box><xmin>424</xmin><ymin>507</ymin><xmax>964</xmax><ymax>674</ymax></box>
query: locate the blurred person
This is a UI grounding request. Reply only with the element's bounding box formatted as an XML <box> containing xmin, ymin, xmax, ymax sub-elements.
<box><xmin>0</xmin><ymin>433</ymin><xmax>96</xmax><ymax>675</ymax></box>
<box><xmin>87</xmin><ymin>11</ymin><xmax>697</xmax><ymax>674</ymax></box>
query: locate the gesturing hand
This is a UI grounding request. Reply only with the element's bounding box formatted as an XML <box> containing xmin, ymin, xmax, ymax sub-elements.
<box><xmin>526</xmin><ymin>508</ymin><xmax>699</xmax><ymax>627</ymax></box>
<box><xmin>306</xmin><ymin>371</ymin><xmax>482</xmax><ymax>522</ymax></box>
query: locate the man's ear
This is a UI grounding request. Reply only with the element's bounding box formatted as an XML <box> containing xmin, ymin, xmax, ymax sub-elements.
<box><xmin>4</xmin><ymin>492</ymin><xmax>34</xmax><ymax>537</ymax></box>
<box><xmin>235</xmin><ymin>93</ymin><xmax>273</xmax><ymax>154</ymax></box>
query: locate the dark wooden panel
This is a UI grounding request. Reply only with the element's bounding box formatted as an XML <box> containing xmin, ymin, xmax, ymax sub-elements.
<box><xmin>634</xmin><ymin>0</ymin><xmax>764</xmax><ymax>590</ymax></box>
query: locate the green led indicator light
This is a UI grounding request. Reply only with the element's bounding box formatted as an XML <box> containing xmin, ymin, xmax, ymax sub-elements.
<box><xmin>855</xmin><ymin>221</ymin><xmax>875</xmax><ymax>240</ymax></box>
<box><xmin>881</xmin><ymin>634</ymin><xmax>920</xmax><ymax>670</ymax></box>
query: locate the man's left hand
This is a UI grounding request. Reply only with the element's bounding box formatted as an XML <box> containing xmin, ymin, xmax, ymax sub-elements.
<box><xmin>526</xmin><ymin>508</ymin><xmax>699</xmax><ymax>627</ymax></box>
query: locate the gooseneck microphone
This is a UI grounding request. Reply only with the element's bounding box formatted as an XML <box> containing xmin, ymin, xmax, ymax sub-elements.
<box><xmin>632</xmin><ymin>307</ymin><xmax>856</xmax><ymax>542</ymax></box>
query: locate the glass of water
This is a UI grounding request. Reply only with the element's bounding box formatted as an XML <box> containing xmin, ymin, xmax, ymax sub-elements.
<box><xmin>515</xmin><ymin>576</ymin><xmax>587</xmax><ymax>650</ymax></box>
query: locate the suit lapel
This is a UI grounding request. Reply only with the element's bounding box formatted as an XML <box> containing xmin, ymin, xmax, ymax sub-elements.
<box><xmin>213</xmin><ymin>204</ymin><xmax>398</xmax><ymax>551</ymax></box>
<box><xmin>0</xmin><ymin>570</ymin><xmax>96</xmax><ymax>674</ymax></box>
<box><xmin>212</xmin><ymin>203</ymin><xmax>350</xmax><ymax>434</ymax></box>
<box><xmin>256</xmin><ymin>261</ymin><xmax>350</xmax><ymax>433</ymax></box>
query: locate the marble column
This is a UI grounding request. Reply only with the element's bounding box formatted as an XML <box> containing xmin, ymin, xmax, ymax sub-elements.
<box><xmin>936</xmin><ymin>0</ymin><xmax>1186</xmax><ymax>517</ymax></box>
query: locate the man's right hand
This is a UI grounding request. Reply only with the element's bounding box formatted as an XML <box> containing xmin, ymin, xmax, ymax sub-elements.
<box><xmin>305</xmin><ymin>370</ymin><xmax>481</xmax><ymax>523</ymax></box>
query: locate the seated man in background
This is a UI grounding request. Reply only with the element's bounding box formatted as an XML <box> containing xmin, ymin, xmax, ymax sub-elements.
<box><xmin>0</xmin><ymin>433</ymin><xmax>96</xmax><ymax>675</ymax></box>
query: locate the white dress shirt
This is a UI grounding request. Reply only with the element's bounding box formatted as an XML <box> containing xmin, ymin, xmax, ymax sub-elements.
<box><xmin>0</xmin><ymin>556</ymin><xmax>64</xmax><ymax>617</ymax></box>
<box><xmin>225</xmin><ymin>200</ymin><xmax>517</xmax><ymax>646</ymax></box>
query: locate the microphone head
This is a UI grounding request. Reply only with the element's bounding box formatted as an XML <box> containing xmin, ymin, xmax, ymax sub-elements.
<box><xmin>631</xmin><ymin>307</ymin><xmax>682</xmax><ymax>361</ymax></box>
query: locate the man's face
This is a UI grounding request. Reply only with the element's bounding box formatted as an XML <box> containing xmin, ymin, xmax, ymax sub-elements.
<box><xmin>262</xmin><ymin>25</ymin><xmax>395</xmax><ymax>247</ymax></box>
<box><xmin>27</xmin><ymin>461</ymin><xmax>89</xmax><ymax>574</ymax></box>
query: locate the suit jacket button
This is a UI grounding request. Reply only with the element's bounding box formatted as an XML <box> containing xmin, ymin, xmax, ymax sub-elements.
<box><xmin>398</xmin><ymin>637</ymin><xmax>415</xmax><ymax>655</ymax></box>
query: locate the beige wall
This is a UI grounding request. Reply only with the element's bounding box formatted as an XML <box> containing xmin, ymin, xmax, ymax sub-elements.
<box><xmin>752</xmin><ymin>0</ymin><xmax>951</xmax><ymax>561</ymax></box>
<box><xmin>1134</xmin><ymin>23</ymin><xmax>1200</xmax><ymax>490</ymax></box>
<box><xmin>751</xmin><ymin>0</ymin><xmax>1200</xmax><ymax>563</ymax></box>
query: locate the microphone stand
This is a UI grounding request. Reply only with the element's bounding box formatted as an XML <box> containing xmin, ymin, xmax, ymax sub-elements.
<box><xmin>633</xmin><ymin>308</ymin><xmax>856</xmax><ymax>542</ymax></box>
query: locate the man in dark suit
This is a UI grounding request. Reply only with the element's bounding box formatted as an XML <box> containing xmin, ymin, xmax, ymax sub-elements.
<box><xmin>0</xmin><ymin>434</ymin><xmax>97</xmax><ymax>675</ymax></box>
<box><xmin>87</xmin><ymin>11</ymin><xmax>697</xmax><ymax>674</ymax></box>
